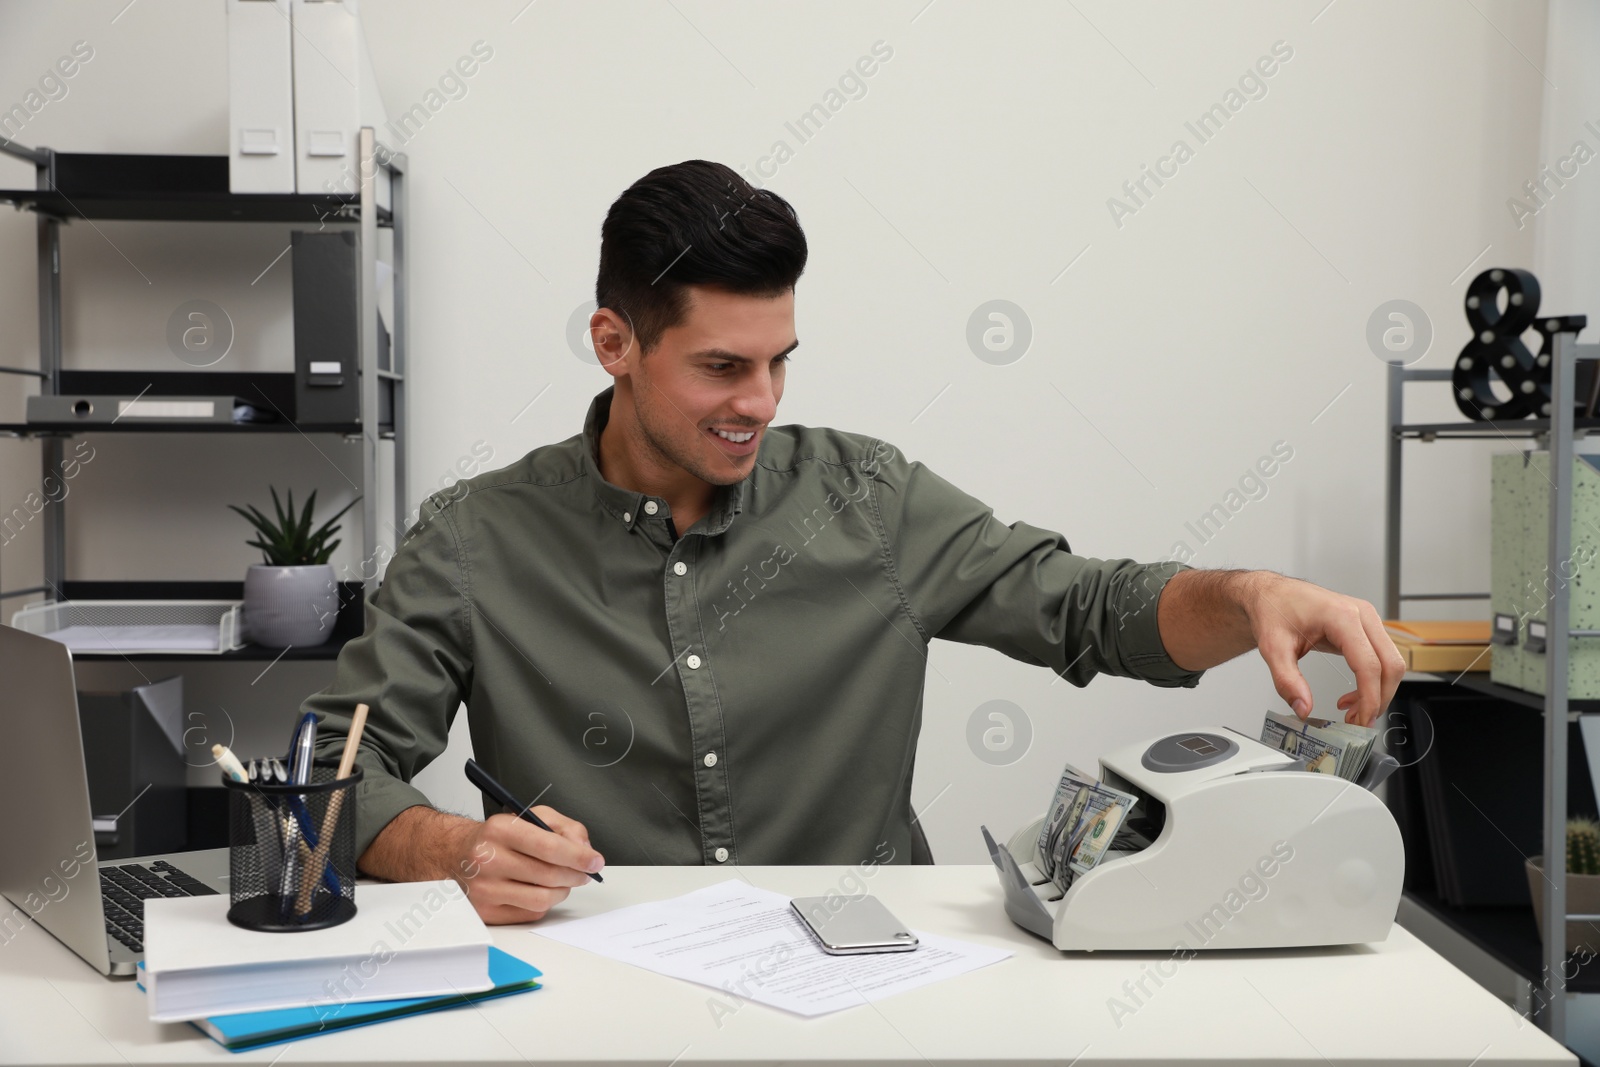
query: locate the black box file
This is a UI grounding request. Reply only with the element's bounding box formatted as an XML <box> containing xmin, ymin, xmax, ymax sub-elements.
<box><xmin>291</xmin><ymin>231</ymin><xmax>361</xmax><ymax>425</ymax></box>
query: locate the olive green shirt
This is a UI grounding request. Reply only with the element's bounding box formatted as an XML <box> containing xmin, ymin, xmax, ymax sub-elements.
<box><xmin>306</xmin><ymin>386</ymin><xmax>1205</xmax><ymax>867</ymax></box>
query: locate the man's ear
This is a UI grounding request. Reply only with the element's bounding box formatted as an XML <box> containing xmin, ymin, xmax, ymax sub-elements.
<box><xmin>591</xmin><ymin>307</ymin><xmax>636</xmax><ymax>376</ymax></box>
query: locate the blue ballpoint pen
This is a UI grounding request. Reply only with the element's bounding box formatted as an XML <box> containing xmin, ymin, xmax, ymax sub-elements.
<box><xmin>280</xmin><ymin>713</ymin><xmax>340</xmax><ymax>909</ymax></box>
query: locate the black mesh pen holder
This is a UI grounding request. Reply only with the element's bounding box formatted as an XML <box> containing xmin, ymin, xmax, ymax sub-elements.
<box><xmin>223</xmin><ymin>758</ymin><xmax>361</xmax><ymax>932</ymax></box>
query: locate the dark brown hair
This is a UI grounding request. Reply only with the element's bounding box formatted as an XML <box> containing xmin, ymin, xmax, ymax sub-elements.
<box><xmin>596</xmin><ymin>160</ymin><xmax>808</xmax><ymax>352</ymax></box>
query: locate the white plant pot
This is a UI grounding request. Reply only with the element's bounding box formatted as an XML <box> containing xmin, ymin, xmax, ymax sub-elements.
<box><xmin>1526</xmin><ymin>856</ymin><xmax>1600</xmax><ymax>955</ymax></box>
<box><xmin>243</xmin><ymin>563</ymin><xmax>338</xmax><ymax>647</ymax></box>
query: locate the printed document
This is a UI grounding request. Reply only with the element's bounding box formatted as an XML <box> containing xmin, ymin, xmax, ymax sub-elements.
<box><xmin>531</xmin><ymin>879</ymin><xmax>1011</xmax><ymax>1017</ymax></box>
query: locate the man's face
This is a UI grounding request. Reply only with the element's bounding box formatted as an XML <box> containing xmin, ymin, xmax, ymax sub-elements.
<box><xmin>606</xmin><ymin>285</ymin><xmax>796</xmax><ymax>487</ymax></box>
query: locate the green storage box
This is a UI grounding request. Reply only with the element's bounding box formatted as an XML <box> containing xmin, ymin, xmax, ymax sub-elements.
<box><xmin>1489</xmin><ymin>450</ymin><xmax>1600</xmax><ymax>697</ymax></box>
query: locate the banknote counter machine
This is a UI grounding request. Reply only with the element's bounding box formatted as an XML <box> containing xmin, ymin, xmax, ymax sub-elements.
<box><xmin>982</xmin><ymin>727</ymin><xmax>1404</xmax><ymax>951</ymax></box>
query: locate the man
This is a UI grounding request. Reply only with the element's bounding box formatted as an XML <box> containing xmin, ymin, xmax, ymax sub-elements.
<box><xmin>307</xmin><ymin>160</ymin><xmax>1405</xmax><ymax>924</ymax></box>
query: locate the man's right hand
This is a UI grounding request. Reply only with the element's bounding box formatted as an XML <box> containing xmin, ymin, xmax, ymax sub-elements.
<box><xmin>357</xmin><ymin>805</ymin><xmax>606</xmax><ymax>924</ymax></box>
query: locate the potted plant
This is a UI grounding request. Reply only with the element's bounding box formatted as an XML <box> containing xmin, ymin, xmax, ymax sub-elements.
<box><xmin>230</xmin><ymin>488</ymin><xmax>358</xmax><ymax>648</ymax></box>
<box><xmin>1526</xmin><ymin>816</ymin><xmax>1600</xmax><ymax>955</ymax></box>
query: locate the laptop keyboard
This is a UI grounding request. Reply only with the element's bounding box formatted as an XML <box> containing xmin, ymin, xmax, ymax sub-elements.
<box><xmin>100</xmin><ymin>860</ymin><xmax>218</xmax><ymax>954</ymax></box>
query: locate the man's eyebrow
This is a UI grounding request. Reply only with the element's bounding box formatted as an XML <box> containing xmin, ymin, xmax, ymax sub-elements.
<box><xmin>691</xmin><ymin>340</ymin><xmax>799</xmax><ymax>364</ymax></box>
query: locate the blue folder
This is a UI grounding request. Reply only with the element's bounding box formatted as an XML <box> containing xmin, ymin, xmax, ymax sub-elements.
<box><xmin>138</xmin><ymin>945</ymin><xmax>542</xmax><ymax>1052</ymax></box>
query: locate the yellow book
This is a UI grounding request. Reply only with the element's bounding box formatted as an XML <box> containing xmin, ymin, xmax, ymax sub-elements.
<box><xmin>1384</xmin><ymin>620</ymin><xmax>1492</xmax><ymax>672</ymax></box>
<box><xmin>1392</xmin><ymin>641</ymin><xmax>1492</xmax><ymax>673</ymax></box>
<box><xmin>1384</xmin><ymin>620</ymin><xmax>1492</xmax><ymax>646</ymax></box>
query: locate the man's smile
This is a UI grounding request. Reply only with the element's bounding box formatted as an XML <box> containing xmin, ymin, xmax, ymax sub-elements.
<box><xmin>706</xmin><ymin>425</ymin><xmax>762</xmax><ymax>456</ymax></box>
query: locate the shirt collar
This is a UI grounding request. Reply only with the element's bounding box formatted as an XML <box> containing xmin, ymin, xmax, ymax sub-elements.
<box><xmin>581</xmin><ymin>386</ymin><xmax>747</xmax><ymax>537</ymax></box>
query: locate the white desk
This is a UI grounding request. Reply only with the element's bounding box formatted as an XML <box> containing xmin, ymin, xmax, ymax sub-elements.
<box><xmin>0</xmin><ymin>865</ymin><xmax>1576</xmax><ymax>1065</ymax></box>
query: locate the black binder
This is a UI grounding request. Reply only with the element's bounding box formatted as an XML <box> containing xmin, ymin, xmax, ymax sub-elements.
<box><xmin>291</xmin><ymin>231</ymin><xmax>361</xmax><ymax>424</ymax></box>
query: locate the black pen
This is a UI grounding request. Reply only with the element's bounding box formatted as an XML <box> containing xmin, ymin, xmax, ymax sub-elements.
<box><xmin>464</xmin><ymin>758</ymin><xmax>604</xmax><ymax>882</ymax></box>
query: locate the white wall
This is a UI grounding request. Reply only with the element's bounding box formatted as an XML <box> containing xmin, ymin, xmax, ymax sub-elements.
<box><xmin>1534</xmin><ymin>0</ymin><xmax>1600</xmax><ymax>304</ymax></box>
<box><xmin>0</xmin><ymin>0</ymin><xmax>1550</xmax><ymax>861</ymax></box>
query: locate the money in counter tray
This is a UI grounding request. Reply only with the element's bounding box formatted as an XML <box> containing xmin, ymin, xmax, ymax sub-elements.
<box><xmin>1038</xmin><ymin>762</ymin><xmax>1139</xmax><ymax>894</ymax></box>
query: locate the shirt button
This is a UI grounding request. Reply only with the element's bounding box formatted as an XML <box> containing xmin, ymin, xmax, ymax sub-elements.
<box><xmin>714</xmin><ymin>847</ymin><xmax>729</xmax><ymax>863</ymax></box>
<box><xmin>673</xmin><ymin>561</ymin><xmax>687</xmax><ymax>576</ymax></box>
<box><xmin>623</xmin><ymin>511</ymin><xmax>631</xmax><ymax>523</ymax></box>
<box><xmin>703</xmin><ymin>751</ymin><xmax>718</xmax><ymax>767</ymax></box>
<box><xmin>644</xmin><ymin>500</ymin><xmax>659</xmax><ymax>515</ymax></box>
<box><xmin>686</xmin><ymin>654</ymin><xmax>702</xmax><ymax>670</ymax></box>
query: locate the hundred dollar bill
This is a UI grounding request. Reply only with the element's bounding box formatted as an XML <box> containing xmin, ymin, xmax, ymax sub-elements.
<box><xmin>1065</xmin><ymin>793</ymin><xmax>1131</xmax><ymax>877</ymax></box>
<box><xmin>1037</xmin><ymin>762</ymin><xmax>1138</xmax><ymax>894</ymax></box>
<box><xmin>1260</xmin><ymin>709</ymin><xmax>1377</xmax><ymax>781</ymax></box>
<box><xmin>1037</xmin><ymin>768</ymin><xmax>1093</xmax><ymax>881</ymax></box>
<box><xmin>1058</xmin><ymin>779</ymin><xmax>1138</xmax><ymax>891</ymax></box>
<box><xmin>1048</xmin><ymin>784</ymin><xmax>1095</xmax><ymax>885</ymax></box>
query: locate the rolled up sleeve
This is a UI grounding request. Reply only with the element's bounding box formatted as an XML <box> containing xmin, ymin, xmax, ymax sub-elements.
<box><xmin>303</xmin><ymin>491</ymin><xmax>475</xmax><ymax>858</ymax></box>
<box><xmin>864</xmin><ymin>441</ymin><xmax>1205</xmax><ymax>689</ymax></box>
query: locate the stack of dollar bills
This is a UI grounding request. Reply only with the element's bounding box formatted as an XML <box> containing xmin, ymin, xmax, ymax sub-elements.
<box><xmin>1035</xmin><ymin>762</ymin><xmax>1139</xmax><ymax>895</ymax></box>
<box><xmin>1259</xmin><ymin>709</ymin><xmax>1378</xmax><ymax>780</ymax></box>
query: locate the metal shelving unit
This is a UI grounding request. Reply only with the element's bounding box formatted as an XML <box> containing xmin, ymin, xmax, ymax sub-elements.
<box><xmin>1385</xmin><ymin>343</ymin><xmax>1596</xmax><ymax>1043</ymax></box>
<box><xmin>0</xmin><ymin>128</ymin><xmax>407</xmax><ymax>660</ymax></box>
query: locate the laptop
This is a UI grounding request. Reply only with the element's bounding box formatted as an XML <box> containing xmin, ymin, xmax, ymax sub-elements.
<box><xmin>0</xmin><ymin>622</ymin><xmax>229</xmax><ymax>976</ymax></box>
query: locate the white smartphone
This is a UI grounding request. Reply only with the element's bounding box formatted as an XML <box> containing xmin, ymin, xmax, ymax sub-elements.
<box><xmin>790</xmin><ymin>894</ymin><xmax>919</xmax><ymax>954</ymax></box>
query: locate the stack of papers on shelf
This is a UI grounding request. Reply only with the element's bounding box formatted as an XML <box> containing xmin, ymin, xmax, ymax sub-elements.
<box><xmin>142</xmin><ymin>880</ymin><xmax>492</xmax><ymax>1022</ymax></box>
<box><xmin>44</xmin><ymin>624</ymin><xmax>223</xmax><ymax>652</ymax></box>
<box><xmin>1384</xmin><ymin>620</ymin><xmax>1493</xmax><ymax>673</ymax></box>
<box><xmin>138</xmin><ymin>946</ymin><xmax>542</xmax><ymax>1052</ymax></box>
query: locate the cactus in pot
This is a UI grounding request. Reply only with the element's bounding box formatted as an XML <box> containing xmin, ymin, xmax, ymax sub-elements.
<box><xmin>1570</xmin><ymin>817</ymin><xmax>1600</xmax><ymax>877</ymax></box>
<box><xmin>1529</xmin><ymin>815</ymin><xmax>1600</xmax><ymax>954</ymax></box>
